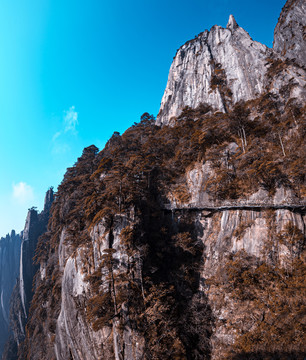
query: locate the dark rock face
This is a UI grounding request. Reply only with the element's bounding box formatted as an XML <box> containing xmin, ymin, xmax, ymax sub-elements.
<box><xmin>0</xmin><ymin>231</ymin><xmax>21</xmax><ymax>357</ymax></box>
<box><xmin>273</xmin><ymin>0</ymin><xmax>306</xmax><ymax>66</ymax></box>
<box><xmin>2</xmin><ymin>189</ymin><xmax>53</xmax><ymax>360</ymax></box>
<box><xmin>44</xmin><ymin>187</ymin><xmax>54</xmax><ymax>212</ymax></box>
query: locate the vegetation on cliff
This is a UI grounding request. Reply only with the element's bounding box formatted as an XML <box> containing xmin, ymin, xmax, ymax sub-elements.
<box><xmin>18</xmin><ymin>84</ymin><xmax>306</xmax><ymax>359</ymax></box>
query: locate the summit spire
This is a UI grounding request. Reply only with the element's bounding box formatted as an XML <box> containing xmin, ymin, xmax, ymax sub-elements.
<box><xmin>227</xmin><ymin>14</ymin><xmax>239</xmax><ymax>30</ymax></box>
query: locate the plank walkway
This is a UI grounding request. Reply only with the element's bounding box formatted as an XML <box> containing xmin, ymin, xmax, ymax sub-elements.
<box><xmin>163</xmin><ymin>202</ymin><xmax>306</xmax><ymax>213</ymax></box>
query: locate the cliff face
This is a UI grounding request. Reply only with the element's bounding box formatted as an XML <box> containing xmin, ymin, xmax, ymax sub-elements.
<box><xmin>273</xmin><ymin>0</ymin><xmax>306</xmax><ymax>66</ymax></box>
<box><xmin>157</xmin><ymin>1</ymin><xmax>306</xmax><ymax>125</ymax></box>
<box><xmin>156</xmin><ymin>16</ymin><xmax>270</xmax><ymax>125</ymax></box>
<box><xmin>54</xmin><ymin>216</ymin><xmax>145</xmax><ymax>360</ymax></box>
<box><xmin>22</xmin><ymin>127</ymin><xmax>306</xmax><ymax>359</ymax></box>
<box><xmin>2</xmin><ymin>189</ymin><xmax>54</xmax><ymax>360</ymax></box>
<box><xmin>28</xmin><ymin>190</ymin><xmax>305</xmax><ymax>359</ymax></box>
<box><xmin>0</xmin><ymin>231</ymin><xmax>21</xmax><ymax>357</ymax></box>
<box><xmin>13</xmin><ymin>0</ymin><xmax>306</xmax><ymax>359</ymax></box>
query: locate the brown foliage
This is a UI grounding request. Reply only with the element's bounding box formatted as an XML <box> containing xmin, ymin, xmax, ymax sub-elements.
<box><xmin>209</xmin><ymin>249</ymin><xmax>306</xmax><ymax>358</ymax></box>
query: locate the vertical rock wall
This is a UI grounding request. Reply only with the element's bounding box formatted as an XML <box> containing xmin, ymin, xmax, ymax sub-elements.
<box><xmin>2</xmin><ymin>189</ymin><xmax>53</xmax><ymax>360</ymax></box>
<box><xmin>273</xmin><ymin>0</ymin><xmax>306</xmax><ymax>66</ymax></box>
<box><xmin>0</xmin><ymin>231</ymin><xmax>21</xmax><ymax>357</ymax></box>
<box><xmin>53</xmin><ymin>215</ymin><xmax>145</xmax><ymax>360</ymax></box>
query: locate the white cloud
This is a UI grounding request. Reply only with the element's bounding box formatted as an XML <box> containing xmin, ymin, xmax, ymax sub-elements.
<box><xmin>12</xmin><ymin>182</ymin><xmax>34</xmax><ymax>204</ymax></box>
<box><xmin>64</xmin><ymin>106</ymin><xmax>78</xmax><ymax>134</ymax></box>
<box><xmin>52</xmin><ymin>131</ymin><xmax>61</xmax><ymax>141</ymax></box>
<box><xmin>51</xmin><ymin>106</ymin><xmax>78</xmax><ymax>154</ymax></box>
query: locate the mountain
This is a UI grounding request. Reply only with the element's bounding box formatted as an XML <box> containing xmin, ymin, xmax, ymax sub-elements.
<box><xmin>5</xmin><ymin>1</ymin><xmax>306</xmax><ymax>359</ymax></box>
<box><xmin>2</xmin><ymin>189</ymin><xmax>53</xmax><ymax>360</ymax></box>
<box><xmin>156</xmin><ymin>4</ymin><xmax>305</xmax><ymax>125</ymax></box>
<box><xmin>0</xmin><ymin>231</ymin><xmax>21</xmax><ymax>357</ymax></box>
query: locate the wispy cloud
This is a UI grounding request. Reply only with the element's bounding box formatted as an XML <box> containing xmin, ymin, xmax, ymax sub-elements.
<box><xmin>51</xmin><ymin>106</ymin><xmax>78</xmax><ymax>154</ymax></box>
<box><xmin>12</xmin><ymin>182</ymin><xmax>34</xmax><ymax>204</ymax></box>
<box><xmin>64</xmin><ymin>106</ymin><xmax>78</xmax><ymax>134</ymax></box>
<box><xmin>52</xmin><ymin>131</ymin><xmax>61</xmax><ymax>142</ymax></box>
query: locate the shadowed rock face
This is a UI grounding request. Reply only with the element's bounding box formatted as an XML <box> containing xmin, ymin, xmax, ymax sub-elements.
<box><xmin>2</xmin><ymin>189</ymin><xmax>53</xmax><ymax>360</ymax></box>
<box><xmin>0</xmin><ymin>231</ymin><xmax>21</xmax><ymax>357</ymax></box>
<box><xmin>273</xmin><ymin>0</ymin><xmax>306</xmax><ymax>66</ymax></box>
<box><xmin>157</xmin><ymin>0</ymin><xmax>305</xmax><ymax>125</ymax></box>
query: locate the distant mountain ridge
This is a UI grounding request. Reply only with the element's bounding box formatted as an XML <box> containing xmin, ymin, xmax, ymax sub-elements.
<box><xmin>1</xmin><ymin>189</ymin><xmax>53</xmax><ymax>360</ymax></box>
<box><xmin>0</xmin><ymin>231</ymin><xmax>20</xmax><ymax>357</ymax></box>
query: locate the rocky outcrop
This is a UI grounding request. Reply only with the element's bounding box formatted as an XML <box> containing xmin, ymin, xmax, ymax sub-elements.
<box><xmin>24</xmin><ymin>176</ymin><xmax>306</xmax><ymax>360</ymax></box>
<box><xmin>0</xmin><ymin>231</ymin><xmax>21</xmax><ymax>357</ymax></box>
<box><xmin>53</xmin><ymin>216</ymin><xmax>145</xmax><ymax>360</ymax></box>
<box><xmin>164</xmin><ymin>184</ymin><xmax>305</xmax><ymax>357</ymax></box>
<box><xmin>193</xmin><ymin>206</ymin><xmax>305</xmax><ymax>357</ymax></box>
<box><xmin>31</xmin><ymin>199</ymin><xmax>305</xmax><ymax>360</ymax></box>
<box><xmin>2</xmin><ymin>189</ymin><xmax>53</xmax><ymax>360</ymax></box>
<box><xmin>273</xmin><ymin>0</ymin><xmax>306</xmax><ymax>66</ymax></box>
<box><xmin>157</xmin><ymin>0</ymin><xmax>306</xmax><ymax>125</ymax></box>
<box><xmin>156</xmin><ymin>16</ymin><xmax>270</xmax><ymax>125</ymax></box>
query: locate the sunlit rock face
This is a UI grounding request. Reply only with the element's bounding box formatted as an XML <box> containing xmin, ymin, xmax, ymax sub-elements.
<box><xmin>273</xmin><ymin>0</ymin><xmax>306</xmax><ymax>66</ymax></box>
<box><xmin>54</xmin><ymin>216</ymin><xmax>145</xmax><ymax>360</ymax></box>
<box><xmin>157</xmin><ymin>0</ymin><xmax>306</xmax><ymax>126</ymax></box>
<box><xmin>156</xmin><ymin>15</ymin><xmax>270</xmax><ymax>125</ymax></box>
<box><xmin>0</xmin><ymin>231</ymin><xmax>21</xmax><ymax>357</ymax></box>
<box><xmin>165</xmin><ymin>155</ymin><xmax>306</xmax><ymax>358</ymax></box>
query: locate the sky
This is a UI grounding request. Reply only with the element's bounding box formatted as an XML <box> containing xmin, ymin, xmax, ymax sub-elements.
<box><xmin>0</xmin><ymin>0</ymin><xmax>286</xmax><ymax>235</ymax></box>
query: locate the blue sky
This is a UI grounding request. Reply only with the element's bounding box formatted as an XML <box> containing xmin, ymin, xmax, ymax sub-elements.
<box><xmin>0</xmin><ymin>0</ymin><xmax>286</xmax><ymax>235</ymax></box>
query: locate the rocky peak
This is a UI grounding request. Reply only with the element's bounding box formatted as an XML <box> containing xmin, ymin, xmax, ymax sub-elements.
<box><xmin>156</xmin><ymin>0</ymin><xmax>305</xmax><ymax>126</ymax></box>
<box><xmin>273</xmin><ymin>0</ymin><xmax>306</xmax><ymax>66</ymax></box>
<box><xmin>22</xmin><ymin>208</ymin><xmax>39</xmax><ymax>241</ymax></box>
<box><xmin>156</xmin><ymin>15</ymin><xmax>270</xmax><ymax>125</ymax></box>
<box><xmin>43</xmin><ymin>187</ymin><xmax>54</xmax><ymax>212</ymax></box>
<box><xmin>227</xmin><ymin>14</ymin><xmax>238</xmax><ymax>30</ymax></box>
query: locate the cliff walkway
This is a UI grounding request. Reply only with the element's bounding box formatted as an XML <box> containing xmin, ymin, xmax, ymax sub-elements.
<box><xmin>163</xmin><ymin>201</ymin><xmax>306</xmax><ymax>213</ymax></box>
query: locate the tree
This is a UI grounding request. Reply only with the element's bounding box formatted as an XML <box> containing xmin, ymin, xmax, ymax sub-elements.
<box><xmin>229</xmin><ymin>103</ymin><xmax>250</xmax><ymax>152</ymax></box>
<box><xmin>140</xmin><ymin>112</ymin><xmax>155</xmax><ymax>125</ymax></box>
